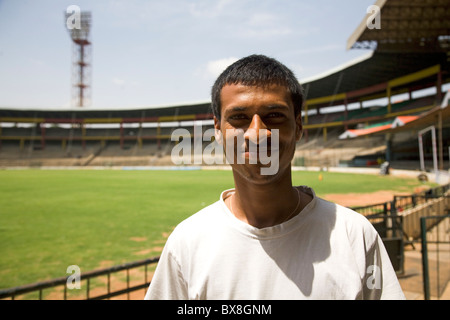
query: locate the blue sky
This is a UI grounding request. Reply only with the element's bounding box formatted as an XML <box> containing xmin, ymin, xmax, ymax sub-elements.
<box><xmin>0</xmin><ymin>0</ymin><xmax>376</xmax><ymax>110</ymax></box>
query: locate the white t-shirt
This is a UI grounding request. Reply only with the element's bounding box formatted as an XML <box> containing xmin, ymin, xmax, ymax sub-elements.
<box><xmin>145</xmin><ymin>186</ymin><xmax>405</xmax><ymax>300</ymax></box>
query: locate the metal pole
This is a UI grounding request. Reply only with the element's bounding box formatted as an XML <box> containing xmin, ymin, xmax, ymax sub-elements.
<box><xmin>420</xmin><ymin>217</ymin><xmax>430</xmax><ymax>300</ymax></box>
<box><xmin>79</xmin><ymin>44</ymin><xmax>84</xmax><ymax>107</ymax></box>
<box><xmin>418</xmin><ymin>134</ymin><xmax>425</xmax><ymax>172</ymax></box>
<box><xmin>418</xmin><ymin>126</ymin><xmax>438</xmax><ymax>179</ymax></box>
<box><xmin>438</xmin><ymin>110</ymin><xmax>443</xmax><ymax>171</ymax></box>
<box><xmin>431</xmin><ymin>126</ymin><xmax>438</xmax><ymax>175</ymax></box>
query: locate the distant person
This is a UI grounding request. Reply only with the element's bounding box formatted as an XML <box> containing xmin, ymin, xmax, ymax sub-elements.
<box><xmin>145</xmin><ymin>54</ymin><xmax>405</xmax><ymax>300</ymax></box>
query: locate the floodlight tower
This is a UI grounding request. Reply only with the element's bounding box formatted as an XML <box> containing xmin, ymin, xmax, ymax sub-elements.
<box><xmin>65</xmin><ymin>10</ymin><xmax>92</xmax><ymax>107</ymax></box>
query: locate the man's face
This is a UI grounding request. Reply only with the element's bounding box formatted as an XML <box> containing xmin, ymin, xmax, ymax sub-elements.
<box><xmin>214</xmin><ymin>83</ymin><xmax>302</xmax><ymax>184</ymax></box>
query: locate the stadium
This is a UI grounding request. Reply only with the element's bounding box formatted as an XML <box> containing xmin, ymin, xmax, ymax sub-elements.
<box><xmin>0</xmin><ymin>0</ymin><xmax>449</xmax><ymax>301</ymax></box>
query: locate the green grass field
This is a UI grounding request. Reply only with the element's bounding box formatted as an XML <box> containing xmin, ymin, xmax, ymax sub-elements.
<box><xmin>0</xmin><ymin>168</ymin><xmax>436</xmax><ymax>289</ymax></box>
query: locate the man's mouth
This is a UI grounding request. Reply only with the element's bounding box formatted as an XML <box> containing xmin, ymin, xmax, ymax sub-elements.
<box><xmin>243</xmin><ymin>146</ymin><xmax>279</xmax><ymax>160</ymax></box>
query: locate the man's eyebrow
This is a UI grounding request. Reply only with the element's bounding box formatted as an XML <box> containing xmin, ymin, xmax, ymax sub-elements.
<box><xmin>266</xmin><ymin>104</ymin><xmax>289</xmax><ymax>110</ymax></box>
<box><xmin>223</xmin><ymin>106</ymin><xmax>247</xmax><ymax>115</ymax></box>
<box><xmin>227</xmin><ymin>104</ymin><xmax>288</xmax><ymax>112</ymax></box>
<box><xmin>230</xmin><ymin>106</ymin><xmax>246</xmax><ymax>112</ymax></box>
<box><xmin>223</xmin><ymin>104</ymin><xmax>289</xmax><ymax>116</ymax></box>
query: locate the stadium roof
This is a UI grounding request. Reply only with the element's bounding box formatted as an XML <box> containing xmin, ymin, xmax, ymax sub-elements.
<box><xmin>339</xmin><ymin>90</ymin><xmax>450</xmax><ymax>139</ymax></box>
<box><xmin>302</xmin><ymin>51</ymin><xmax>448</xmax><ymax>107</ymax></box>
<box><xmin>0</xmin><ymin>101</ymin><xmax>212</xmax><ymax>122</ymax></box>
<box><xmin>304</xmin><ymin>0</ymin><xmax>450</xmax><ymax>107</ymax></box>
<box><xmin>347</xmin><ymin>0</ymin><xmax>450</xmax><ymax>52</ymax></box>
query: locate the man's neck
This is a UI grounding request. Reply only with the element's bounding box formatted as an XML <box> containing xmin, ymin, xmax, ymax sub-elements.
<box><xmin>229</xmin><ymin>169</ymin><xmax>302</xmax><ymax>228</ymax></box>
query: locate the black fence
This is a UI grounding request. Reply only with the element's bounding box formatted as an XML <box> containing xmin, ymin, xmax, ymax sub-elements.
<box><xmin>361</xmin><ymin>212</ymin><xmax>405</xmax><ymax>274</ymax></box>
<box><xmin>350</xmin><ymin>183</ymin><xmax>450</xmax><ymax>276</ymax></box>
<box><xmin>394</xmin><ymin>184</ymin><xmax>450</xmax><ymax>213</ymax></box>
<box><xmin>351</xmin><ymin>183</ymin><xmax>450</xmax><ymax>217</ymax></box>
<box><xmin>351</xmin><ymin>201</ymin><xmax>392</xmax><ymax>217</ymax></box>
<box><xmin>0</xmin><ymin>256</ymin><xmax>159</xmax><ymax>300</ymax></box>
<box><xmin>420</xmin><ymin>214</ymin><xmax>450</xmax><ymax>300</ymax></box>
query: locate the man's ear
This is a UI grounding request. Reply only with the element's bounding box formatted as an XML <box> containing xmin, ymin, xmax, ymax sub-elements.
<box><xmin>214</xmin><ymin>116</ymin><xmax>220</xmax><ymax>130</ymax></box>
<box><xmin>295</xmin><ymin>113</ymin><xmax>303</xmax><ymax>141</ymax></box>
<box><xmin>214</xmin><ymin>116</ymin><xmax>223</xmax><ymax>144</ymax></box>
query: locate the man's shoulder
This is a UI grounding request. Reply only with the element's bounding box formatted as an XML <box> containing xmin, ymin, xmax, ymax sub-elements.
<box><xmin>179</xmin><ymin>200</ymin><xmax>222</xmax><ymax>227</ymax></box>
<box><xmin>315</xmin><ymin>197</ymin><xmax>379</xmax><ymax>239</ymax></box>
<box><xmin>316</xmin><ymin>196</ymin><xmax>373</xmax><ymax>222</ymax></box>
<box><xmin>167</xmin><ymin>201</ymin><xmax>223</xmax><ymax>242</ymax></box>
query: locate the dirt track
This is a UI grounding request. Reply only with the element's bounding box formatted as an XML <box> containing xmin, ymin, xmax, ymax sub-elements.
<box><xmin>323</xmin><ymin>190</ymin><xmax>399</xmax><ymax>207</ymax></box>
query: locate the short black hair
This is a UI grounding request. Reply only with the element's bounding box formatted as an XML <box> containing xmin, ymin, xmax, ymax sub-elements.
<box><xmin>211</xmin><ymin>54</ymin><xmax>304</xmax><ymax>120</ymax></box>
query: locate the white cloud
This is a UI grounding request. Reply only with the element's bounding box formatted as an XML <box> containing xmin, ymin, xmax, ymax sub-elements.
<box><xmin>188</xmin><ymin>0</ymin><xmax>234</xmax><ymax>18</ymax></box>
<box><xmin>237</xmin><ymin>12</ymin><xmax>292</xmax><ymax>39</ymax></box>
<box><xmin>240</xmin><ymin>26</ymin><xmax>292</xmax><ymax>38</ymax></box>
<box><xmin>248</xmin><ymin>13</ymin><xmax>277</xmax><ymax>27</ymax></box>
<box><xmin>285</xmin><ymin>44</ymin><xmax>343</xmax><ymax>56</ymax></box>
<box><xmin>205</xmin><ymin>57</ymin><xmax>238</xmax><ymax>78</ymax></box>
<box><xmin>112</xmin><ymin>77</ymin><xmax>125</xmax><ymax>86</ymax></box>
<box><xmin>111</xmin><ymin>77</ymin><xmax>140</xmax><ymax>90</ymax></box>
<box><xmin>28</xmin><ymin>58</ymin><xmax>46</xmax><ymax>67</ymax></box>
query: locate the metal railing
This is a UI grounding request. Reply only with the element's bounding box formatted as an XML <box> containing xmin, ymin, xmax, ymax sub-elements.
<box><xmin>366</xmin><ymin>213</ymin><xmax>405</xmax><ymax>274</ymax></box>
<box><xmin>351</xmin><ymin>201</ymin><xmax>391</xmax><ymax>217</ymax></box>
<box><xmin>351</xmin><ymin>183</ymin><xmax>450</xmax><ymax>217</ymax></box>
<box><xmin>0</xmin><ymin>256</ymin><xmax>159</xmax><ymax>300</ymax></box>
<box><xmin>350</xmin><ymin>183</ymin><xmax>450</xmax><ymax>277</ymax></box>
<box><xmin>420</xmin><ymin>214</ymin><xmax>450</xmax><ymax>300</ymax></box>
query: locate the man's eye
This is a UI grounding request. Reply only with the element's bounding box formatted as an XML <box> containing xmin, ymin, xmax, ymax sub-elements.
<box><xmin>266</xmin><ymin>112</ymin><xmax>284</xmax><ymax>118</ymax></box>
<box><xmin>229</xmin><ymin>114</ymin><xmax>248</xmax><ymax>120</ymax></box>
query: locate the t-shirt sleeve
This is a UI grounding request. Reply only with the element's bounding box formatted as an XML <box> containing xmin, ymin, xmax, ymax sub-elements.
<box><xmin>363</xmin><ymin>233</ymin><xmax>406</xmax><ymax>300</ymax></box>
<box><xmin>144</xmin><ymin>238</ymin><xmax>188</xmax><ymax>300</ymax></box>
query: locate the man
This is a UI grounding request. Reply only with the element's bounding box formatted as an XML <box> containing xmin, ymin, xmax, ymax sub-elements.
<box><xmin>145</xmin><ymin>54</ymin><xmax>405</xmax><ymax>300</ymax></box>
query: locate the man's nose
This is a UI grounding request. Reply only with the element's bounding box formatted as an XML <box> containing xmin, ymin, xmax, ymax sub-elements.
<box><xmin>244</xmin><ymin>114</ymin><xmax>271</xmax><ymax>143</ymax></box>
